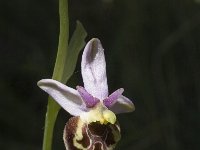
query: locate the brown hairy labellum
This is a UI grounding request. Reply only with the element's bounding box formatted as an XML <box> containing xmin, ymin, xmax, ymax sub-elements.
<box><xmin>63</xmin><ymin>116</ymin><xmax>121</xmax><ymax>150</ymax></box>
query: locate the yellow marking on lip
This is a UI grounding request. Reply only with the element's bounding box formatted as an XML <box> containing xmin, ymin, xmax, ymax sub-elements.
<box><xmin>80</xmin><ymin>103</ymin><xmax>116</xmax><ymax>125</ymax></box>
<box><xmin>103</xmin><ymin>109</ymin><xmax>116</xmax><ymax>124</ymax></box>
<box><xmin>73</xmin><ymin>119</ymin><xmax>88</xmax><ymax>150</ymax></box>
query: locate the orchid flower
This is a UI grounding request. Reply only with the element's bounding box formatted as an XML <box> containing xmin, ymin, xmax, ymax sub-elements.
<box><xmin>37</xmin><ymin>38</ymin><xmax>135</xmax><ymax>150</ymax></box>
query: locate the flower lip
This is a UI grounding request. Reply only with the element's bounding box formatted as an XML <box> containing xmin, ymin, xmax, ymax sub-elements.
<box><xmin>76</xmin><ymin>86</ymin><xmax>100</xmax><ymax>108</ymax></box>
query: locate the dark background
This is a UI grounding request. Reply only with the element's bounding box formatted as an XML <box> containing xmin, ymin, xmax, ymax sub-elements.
<box><xmin>0</xmin><ymin>0</ymin><xmax>200</xmax><ymax>149</ymax></box>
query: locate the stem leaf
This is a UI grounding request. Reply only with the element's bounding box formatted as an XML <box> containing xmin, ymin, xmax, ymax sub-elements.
<box><xmin>63</xmin><ymin>21</ymin><xmax>87</xmax><ymax>83</ymax></box>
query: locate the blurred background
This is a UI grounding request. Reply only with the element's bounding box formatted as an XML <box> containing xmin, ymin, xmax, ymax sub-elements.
<box><xmin>0</xmin><ymin>0</ymin><xmax>200</xmax><ymax>149</ymax></box>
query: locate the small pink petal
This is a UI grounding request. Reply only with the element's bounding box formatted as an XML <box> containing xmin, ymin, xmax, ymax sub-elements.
<box><xmin>103</xmin><ymin>88</ymin><xmax>124</xmax><ymax>108</ymax></box>
<box><xmin>76</xmin><ymin>86</ymin><xmax>100</xmax><ymax>108</ymax></box>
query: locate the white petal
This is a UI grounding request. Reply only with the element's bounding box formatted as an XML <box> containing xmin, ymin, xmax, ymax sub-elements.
<box><xmin>109</xmin><ymin>95</ymin><xmax>135</xmax><ymax>114</ymax></box>
<box><xmin>81</xmin><ymin>38</ymin><xmax>108</xmax><ymax>99</ymax></box>
<box><xmin>37</xmin><ymin>79</ymin><xmax>86</xmax><ymax>116</ymax></box>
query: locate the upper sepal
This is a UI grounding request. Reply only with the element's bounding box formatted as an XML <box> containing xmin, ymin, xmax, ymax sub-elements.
<box><xmin>81</xmin><ymin>38</ymin><xmax>108</xmax><ymax>100</ymax></box>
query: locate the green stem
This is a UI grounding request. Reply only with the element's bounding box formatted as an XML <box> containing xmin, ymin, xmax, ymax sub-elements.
<box><xmin>42</xmin><ymin>97</ymin><xmax>60</xmax><ymax>150</ymax></box>
<box><xmin>42</xmin><ymin>0</ymin><xmax>69</xmax><ymax>150</ymax></box>
<box><xmin>53</xmin><ymin>0</ymin><xmax>69</xmax><ymax>82</ymax></box>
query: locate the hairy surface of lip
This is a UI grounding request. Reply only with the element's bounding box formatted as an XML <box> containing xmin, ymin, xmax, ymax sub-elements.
<box><xmin>63</xmin><ymin>116</ymin><xmax>121</xmax><ymax>150</ymax></box>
